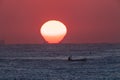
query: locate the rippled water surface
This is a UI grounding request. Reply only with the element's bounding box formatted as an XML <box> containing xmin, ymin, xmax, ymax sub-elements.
<box><xmin>0</xmin><ymin>44</ymin><xmax>120</xmax><ymax>80</ymax></box>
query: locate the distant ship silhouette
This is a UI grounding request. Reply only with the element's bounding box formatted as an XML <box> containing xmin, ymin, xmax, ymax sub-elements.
<box><xmin>68</xmin><ymin>56</ymin><xmax>87</xmax><ymax>62</ymax></box>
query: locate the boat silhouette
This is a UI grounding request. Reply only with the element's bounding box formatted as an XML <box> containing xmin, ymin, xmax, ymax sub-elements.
<box><xmin>68</xmin><ymin>56</ymin><xmax>87</xmax><ymax>61</ymax></box>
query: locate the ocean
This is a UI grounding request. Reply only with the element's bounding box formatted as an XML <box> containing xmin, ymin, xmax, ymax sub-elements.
<box><xmin>0</xmin><ymin>44</ymin><xmax>120</xmax><ymax>80</ymax></box>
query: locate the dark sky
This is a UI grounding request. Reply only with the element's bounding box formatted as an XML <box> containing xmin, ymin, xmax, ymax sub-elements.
<box><xmin>0</xmin><ymin>0</ymin><xmax>120</xmax><ymax>44</ymax></box>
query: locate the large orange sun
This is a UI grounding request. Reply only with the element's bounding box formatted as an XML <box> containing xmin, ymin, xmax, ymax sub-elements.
<box><xmin>40</xmin><ymin>20</ymin><xmax>67</xmax><ymax>44</ymax></box>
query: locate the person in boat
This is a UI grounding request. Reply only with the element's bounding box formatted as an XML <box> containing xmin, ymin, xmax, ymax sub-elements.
<box><xmin>68</xmin><ymin>56</ymin><xmax>72</xmax><ymax>61</ymax></box>
<box><xmin>68</xmin><ymin>56</ymin><xmax>87</xmax><ymax>61</ymax></box>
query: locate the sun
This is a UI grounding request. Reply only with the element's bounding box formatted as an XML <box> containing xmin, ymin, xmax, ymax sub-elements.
<box><xmin>40</xmin><ymin>20</ymin><xmax>67</xmax><ymax>44</ymax></box>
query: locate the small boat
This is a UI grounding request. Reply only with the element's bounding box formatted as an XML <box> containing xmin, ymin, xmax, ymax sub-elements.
<box><xmin>68</xmin><ymin>56</ymin><xmax>87</xmax><ymax>62</ymax></box>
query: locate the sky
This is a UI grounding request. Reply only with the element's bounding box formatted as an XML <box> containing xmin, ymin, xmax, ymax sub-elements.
<box><xmin>0</xmin><ymin>0</ymin><xmax>120</xmax><ymax>44</ymax></box>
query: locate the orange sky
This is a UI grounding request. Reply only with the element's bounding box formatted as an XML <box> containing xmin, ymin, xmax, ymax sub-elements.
<box><xmin>0</xmin><ymin>0</ymin><xmax>120</xmax><ymax>44</ymax></box>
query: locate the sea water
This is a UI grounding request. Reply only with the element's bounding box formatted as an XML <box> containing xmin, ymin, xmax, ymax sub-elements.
<box><xmin>0</xmin><ymin>44</ymin><xmax>120</xmax><ymax>80</ymax></box>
